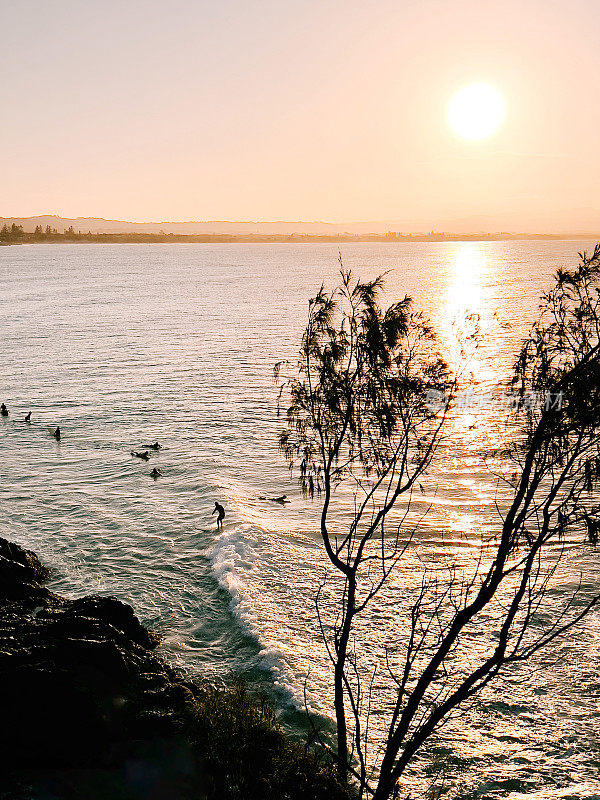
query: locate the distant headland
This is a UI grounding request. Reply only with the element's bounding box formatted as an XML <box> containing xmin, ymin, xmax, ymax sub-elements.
<box><xmin>1</xmin><ymin>215</ymin><xmax>599</xmax><ymax>244</ymax></box>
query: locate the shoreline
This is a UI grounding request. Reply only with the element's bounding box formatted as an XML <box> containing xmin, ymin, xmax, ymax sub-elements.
<box><xmin>2</xmin><ymin>233</ymin><xmax>600</xmax><ymax>246</ymax></box>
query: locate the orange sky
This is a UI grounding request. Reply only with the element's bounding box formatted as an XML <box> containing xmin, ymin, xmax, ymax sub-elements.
<box><xmin>3</xmin><ymin>0</ymin><xmax>600</xmax><ymax>230</ymax></box>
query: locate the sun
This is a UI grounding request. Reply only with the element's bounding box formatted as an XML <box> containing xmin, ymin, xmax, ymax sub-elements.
<box><xmin>448</xmin><ymin>83</ymin><xmax>505</xmax><ymax>141</ymax></box>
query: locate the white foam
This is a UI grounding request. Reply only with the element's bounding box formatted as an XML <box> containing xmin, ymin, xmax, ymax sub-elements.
<box><xmin>206</xmin><ymin>523</ymin><xmax>304</xmax><ymax>707</ymax></box>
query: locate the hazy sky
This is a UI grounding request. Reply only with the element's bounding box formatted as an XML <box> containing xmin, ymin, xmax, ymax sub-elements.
<box><xmin>3</xmin><ymin>0</ymin><xmax>600</xmax><ymax>227</ymax></box>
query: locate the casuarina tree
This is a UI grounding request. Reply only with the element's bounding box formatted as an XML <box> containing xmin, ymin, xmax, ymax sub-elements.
<box><xmin>277</xmin><ymin>250</ymin><xmax>600</xmax><ymax>800</ymax></box>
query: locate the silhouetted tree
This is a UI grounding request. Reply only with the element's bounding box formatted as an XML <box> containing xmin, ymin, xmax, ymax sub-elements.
<box><xmin>276</xmin><ymin>267</ymin><xmax>453</xmax><ymax>788</ymax></box>
<box><xmin>277</xmin><ymin>250</ymin><xmax>600</xmax><ymax>800</ymax></box>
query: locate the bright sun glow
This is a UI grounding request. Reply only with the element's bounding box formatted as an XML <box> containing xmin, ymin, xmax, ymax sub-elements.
<box><xmin>448</xmin><ymin>83</ymin><xmax>505</xmax><ymax>141</ymax></box>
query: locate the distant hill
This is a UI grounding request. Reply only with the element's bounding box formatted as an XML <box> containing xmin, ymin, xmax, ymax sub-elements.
<box><xmin>3</xmin><ymin>211</ymin><xmax>600</xmax><ymax>237</ymax></box>
<box><xmin>0</xmin><ymin>216</ymin><xmax>389</xmax><ymax>236</ymax></box>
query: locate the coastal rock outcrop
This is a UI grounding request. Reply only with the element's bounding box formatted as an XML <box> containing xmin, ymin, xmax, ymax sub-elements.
<box><xmin>0</xmin><ymin>537</ymin><xmax>199</xmax><ymax>797</ymax></box>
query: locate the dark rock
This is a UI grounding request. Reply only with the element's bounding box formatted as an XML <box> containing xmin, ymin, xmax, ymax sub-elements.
<box><xmin>0</xmin><ymin>537</ymin><xmax>50</xmax><ymax>584</ymax></box>
<box><xmin>0</xmin><ymin>537</ymin><xmax>53</xmax><ymax>607</ymax></box>
<box><xmin>0</xmin><ymin>537</ymin><xmax>201</xmax><ymax>793</ymax></box>
<box><xmin>64</xmin><ymin>595</ymin><xmax>160</xmax><ymax>650</ymax></box>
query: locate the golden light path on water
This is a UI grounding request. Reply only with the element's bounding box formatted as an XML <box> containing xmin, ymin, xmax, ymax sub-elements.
<box><xmin>1</xmin><ymin>242</ymin><xmax>599</xmax><ymax>799</ymax></box>
<box><xmin>443</xmin><ymin>246</ymin><xmax>503</xmax><ymax>542</ymax></box>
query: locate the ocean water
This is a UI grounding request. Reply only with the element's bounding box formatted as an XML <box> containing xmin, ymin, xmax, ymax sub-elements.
<box><xmin>1</xmin><ymin>241</ymin><xmax>599</xmax><ymax>798</ymax></box>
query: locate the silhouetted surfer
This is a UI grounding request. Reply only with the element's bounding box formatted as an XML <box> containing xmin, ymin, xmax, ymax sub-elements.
<box><xmin>54</xmin><ymin>426</ymin><xmax>61</xmax><ymax>441</ymax></box>
<box><xmin>1</xmin><ymin>404</ymin><xmax>8</xmax><ymax>417</ymax></box>
<box><xmin>24</xmin><ymin>412</ymin><xmax>31</xmax><ymax>423</ymax></box>
<box><xmin>259</xmin><ymin>494</ymin><xmax>288</xmax><ymax>504</ymax></box>
<box><xmin>212</xmin><ymin>501</ymin><xmax>225</xmax><ymax>529</ymax></box>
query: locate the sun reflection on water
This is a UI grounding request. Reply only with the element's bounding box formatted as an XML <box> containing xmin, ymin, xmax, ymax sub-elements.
<box><xmin>442</xmin><ymin>243</ymin><xmax>497</xmax><ymax>385</ymax></box>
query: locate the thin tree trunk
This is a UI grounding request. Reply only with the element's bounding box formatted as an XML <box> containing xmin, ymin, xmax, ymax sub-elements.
<box><xmin>334</xmin><ymin>574</ymin><xmax>356</xmax><ymax>779</ymax></box>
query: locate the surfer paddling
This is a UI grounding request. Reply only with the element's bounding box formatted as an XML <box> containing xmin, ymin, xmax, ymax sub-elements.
<box><xmin>259</xmin><ymin>494</ymin><xmax>289</xmax><ymax>504</ymax></box>
<box><xmin>212</xmin><ymin>501</ymin><xmax>225</xmax><ymax>529</ymax></box>
<box><xmin>131</xmin><ymin>450</ymin><xmax>150</xmax><ymax>460</ymax></box>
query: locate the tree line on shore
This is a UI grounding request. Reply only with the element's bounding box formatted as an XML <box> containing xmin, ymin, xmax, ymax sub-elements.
<box><xmin>0</xmin><ymin>223</ymin><xmax>579</xmax><ymax>244</ymax></box>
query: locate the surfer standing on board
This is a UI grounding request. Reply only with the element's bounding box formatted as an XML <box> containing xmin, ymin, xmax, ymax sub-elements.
<box><xmin>212</xmin><ymin>501</ymin><xmax>225</xmax><ymax>529</ymax></box>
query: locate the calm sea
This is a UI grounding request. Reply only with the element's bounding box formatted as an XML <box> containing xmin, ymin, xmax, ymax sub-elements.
<box><xmin>1</xmin><ymin>241</ymin><xmax>599</xmax><ymax>799</ymax></box>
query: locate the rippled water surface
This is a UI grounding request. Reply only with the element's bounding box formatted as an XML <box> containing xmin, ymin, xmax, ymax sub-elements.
<box><xmin>1</xmin><ymin>242</ymin><xmax>599</xmax><ymax>798</ymax></box>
